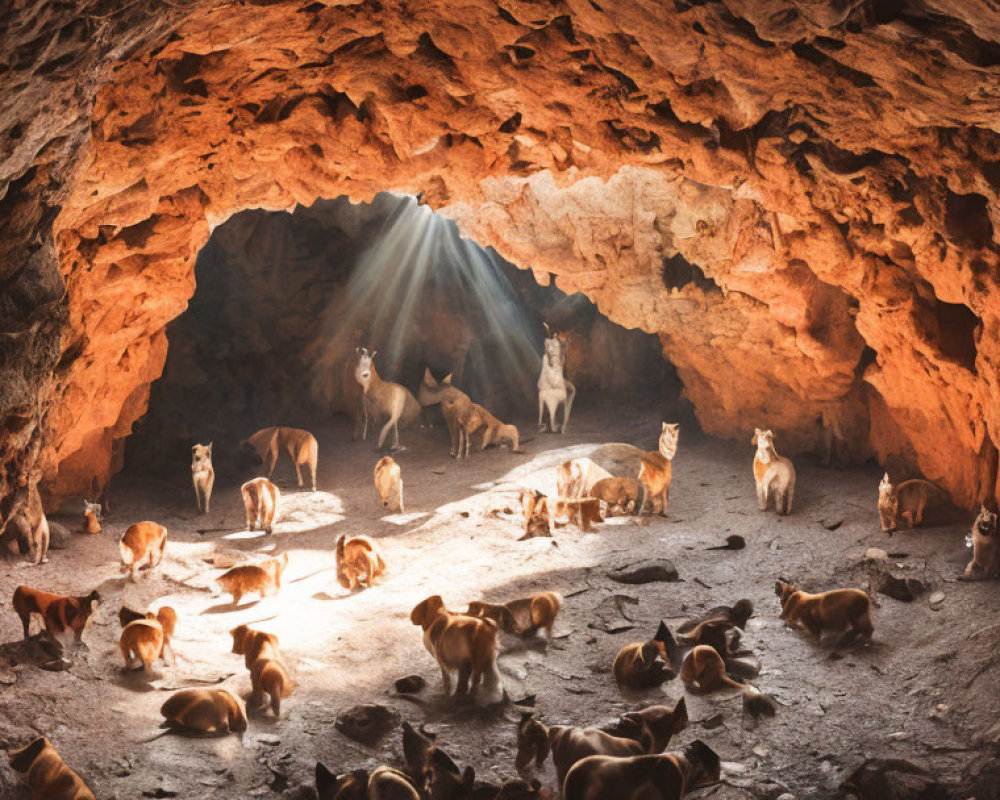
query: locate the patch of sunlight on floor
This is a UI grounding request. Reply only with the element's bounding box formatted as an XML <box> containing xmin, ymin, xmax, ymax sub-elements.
<box><xmin>379</xmin><ymin>511</ymin><xmax>429</xmax><ymax>526</ymax></box>
<box><xmin>275</xmin><ymin>490</ymin><xmax>346</xmax><ymax>534</ymax></box>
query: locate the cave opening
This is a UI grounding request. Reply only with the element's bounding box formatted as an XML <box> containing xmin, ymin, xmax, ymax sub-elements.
<box><xmin>123</xmin><ymin>193</ymin><xmax>679</xmax><ymax>484</ymax></box>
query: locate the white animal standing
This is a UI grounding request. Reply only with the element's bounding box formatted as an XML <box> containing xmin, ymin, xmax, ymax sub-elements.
<box><xmin>752</xmin><ymin>428</ymin><xmax>796</xmax><ymax>515</ymax></box>
<box><xmin>537</xmin><ymin>325</ymin><xmax>576</xmax><ymax>434</ymax></box>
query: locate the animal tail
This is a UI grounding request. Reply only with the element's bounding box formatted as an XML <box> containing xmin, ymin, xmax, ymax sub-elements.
<box><xmin>119</xmin><ymin>539</ymin><xmax>135</xmax><ymax>565</ymax></box>
<box><xmin>895</xmin><ymin>478</ymin><xmax>947</xmax><ymax>495</ymax></box>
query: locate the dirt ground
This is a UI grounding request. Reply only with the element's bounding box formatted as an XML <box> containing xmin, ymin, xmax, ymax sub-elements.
<box><xmin>1</xmin><ymin>408</ymin><xmax>998</xmax><ymax>799</ymax></box>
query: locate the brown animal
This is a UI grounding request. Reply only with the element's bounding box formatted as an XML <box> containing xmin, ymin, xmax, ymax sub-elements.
<box><xmin>217</xmin><ymin>552</ymin><xmax>289</xmax><ymax>605</ymax></box>
<box><xmin>635</xmin><ymin>422</ymin><xmax>681</xmax><ymax>521</ymax></box>
<box><xmin>613</xmin><ymin>622</ymin><xmax>681</xmax><ymax>690</ymax></box>
<box><xmin>600</xmin><ymin>700</ymin><xmax>690</xmax><ymax>746</ymax></box>
<box><xmin>590</xmin><ymin>477</ymin><xmax>641</xmax><ymax>515</ymax></box>
<box><xmin>410</xmin><ymin>595</ymin><xmax>500</xmax><ymax>696</ymax></box>
<box><xmin>119</xmin><ymin>606</ymin><xmax>146</xmax><ymax>627</ymax></box>
<box><xmin>556</xmin><ymin>459</ymin><xmax>613</xmax><ymax>499</ymax></box>
<box><xmin>677</xmin><ymin>599</ymin><xmax>754</xmax><ymax>634</ymax></box>
<box><xmin>418</xmin><ymin>369</ymin><xmax>474</xmax><ymax>458</ymax></box>
<box><xmin>550</xmin><ymin>496</ymin><xmax>603</xmax><ymax>532</ymax></box>
<box><xmin>751</xmin><ymin>428</ymin><xmax>796</xmax><ymax>515</ymax></box>
<box><xmin>356</xmin><ymin>349</ymin><xmax>421</xmax><ymax>451</ymax></box>
<box><xmin>119</xmin><ymin>521</ymin><xmax>167</xmax><ymax>582</ymax></box>
<box><xmin>374</xmin><ymin>456</ymin><xmax>404</xmax><ymax>513</ymax></box>
<box><xmin>336</xmin><ymin>534</ymin><xmax>386</xmax><ymax>590</ymax></box>
<box><xmin>250</xmin><ymin>655</ymin><xmax>292</xmax><ymax>717</ymax></box>
<box><xmin>316</xmin><ymin>763</ymin><xmax>419</xmax><ymax>800</ymax></box>
<box><xmin>519</xmin><ymin>490</ymin><xmax>552</xmax><ymax>539</ymax></box>
<box><xmin>5</xmin><ymin>479</ymin><xmax>50</xmax><ymax>565</ymax></box>
<box><xmin>562</xmin><ymin>740</ymin><xmax>721</xmax><ymax>800</ymax></box>
<box><xmin>12</xmin><ymin>586</ymin><xmax>100</xmax><ymax>648</ymax></box>
<box><xmin>119</xmin><ymin>607</ymin><xmax>177</xmax><ymax>671</ymax></box>
<box><xmin>230</xmin><ymin>625</ymin><xmax>282</xmax><ymax>668</ymax></box>
<box><xmin>676</xmin><ymin>619</ymin><xmax>743</xmax><ymax>657</ymax></box>
<box><xmin>160</xmin><ymin>688</ymin><xmax>247</xmax><ymax>734</ymax></box>
<box><xmin>962</xmin><ymin>505</ymin><xmax>1000</xmax><ymax>580</ymax></box>
<box><xmin>241</xmin><ymin>477</ymin><xmax>281</xmax><ymax>534</ymax></box>
<box><xmin>81</xmin><ymin>501</ymin><xmax>102</xmax><ymax>535</ymax></box>
<box><xmin>243</xmin><ymin>426</ymin><xmax>319</xmax><ymax>491</ymax></box>
<box><xmin>461</xmin><ymin>403</ymin><xmax>521</xmax><ymax>457</ymax></box>
<box><xmin>679</xmin><ymin>646</ymin><xmax>775</xmax><ymax>717</ymax></box>
<box><xmin>877</xmin><ymin>473</ymin><xmax>942</xmax><ymax>533</ymax></box>
<box><xmin>7</xmin><ymin>736</ymin><xmax>95</xmax><ymax>800</ymax></box>
<box><xmin>191</xmin><ymin>442</ymin><xmax>215</xmax><ymax>513</ymax></box>
<box><xmin>775</xmin><ymin>579</ymin><xmax>873</xmax><ymax>641</ymax></box>
<box><xmin>466</xmin><ymin>591</ymin><xmax>562</xmax><ymax>640</ymax></box>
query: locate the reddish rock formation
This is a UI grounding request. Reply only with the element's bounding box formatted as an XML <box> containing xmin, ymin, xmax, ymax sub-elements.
<box><xmin>1</xmin><ymin>0</ymin><xmax>998</xmax><ymax>511</ymax></box>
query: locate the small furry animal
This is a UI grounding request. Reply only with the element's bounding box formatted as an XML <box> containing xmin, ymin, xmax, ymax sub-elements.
<box><xmin>562</xmin><ymin>739</ymin><xmax>721</xmax><ymax>800</ymax></box>
<box><xmin>242</xmin><ymin>426</ymin><xmax>319</xmax><ymax>491</ymax></box>
<box><xmin>461</xmin><ymin>403</ymin><xmax>521</xmax><ymax>456</ymax></box>
<box><xmin>230</xmin><ymin>625</ymin><xmax>282</xmax><ymax>669</ymax></box>
<box><xmin>410</xmin><ymin>595</ymin><xmax>500</xmax><ymax>696</ymax></box>
<box><xmin>418</xmin><ymin>369</ymin><xmax>472</xmax><ymax>457</ymax></box>
<box><xmin>356</xmin><ymin>350</ymin><xmax>422</xmax><ymax>452</ymax></box>
<box><xmin>550</xmin><ymin>496</ymin><xmax>604</xmax><ymax>532</ymax></box>
<box><xmin>374</xmin><ymin>456</ymin><xmax>404</xmax><ymax>513</ymax></box>
<box><xmin>316</xmin><ymin>763</ymin><xmax>419</xmax><ymax>800</ymax></box>
<box><xmin>877</xmin><ymin>473</ymin><xmax>942</xmax><ymax>533</ymax></box>
<box><xmin>676</xmin><ymin>619</ymin><xmax>743</xmax><ymax>657</ymax></box>
<box><xmin>119</xmin><ymin>607</ymin><xmax>177</xmax><ymax>671</ymax></box>
<box><xmin>775</xmin><ymin>579</ymin><xmax>873</xmax><ymax>641</ymax></box>
<box><xmin>217</xmin><ymin>552</ymin><xmax>289</xmax><ymax>605</ymax></box>
<box><xmin>466</xmin><ymin>591</ymin><xmax>562</xmax><ymax>640</ymax></box>
<box><xmin>241</xmin><ymin>477</ymin><xmax>281</xmax><ymax>534</ymax></box>
<box><xmin>537</xmin><ymin>326</ymin><xmax>576</xmax><ymax>434</ymax></box>
<box><xmin>677</xmin><ymin>599</ymin><xmax>754</xmax><ymax>634</ymax></box>
<box><xmin>7</xmin><ymin>736</ymin><xmax>95</xmax><ymax>800</ymax></box>
<box><xmin>590</xmin><ymin>477</ymin><xmax>641</xmax><ymax>515</ymax></box>
<box><xmin>519</xmin><ymin>490</ymin><xmax>552</xmax><ymax>539</ymax></box>
<box><xmin>81</xmin><ymin>501</ymin><xmax>102</xmax><ymax>535</ymax></box>
<box><xmin>5</xmin><ymin>479</ymin><xmax>50</xmax><ymax>565</ymax></box>
<box><xmin>612</xmin><ymin>622</ymin><xmax>681</xmax><ymax>690</ymax></box>
<box><xmin>12</xmin><ymin>586</ymin><xmax>101</xmax><ymax>648</ymax></box>
<box><xmin>556</xmin><ymin>458</ymin><xmax>613</xmax><ymax>499</ymax></box>
<box><xmin>250</xmin><ymin>655</ymin><xmax>292</xmax><ymax>717</ymax></box>
<box><xmin>336</xmin><ymin>534</ymin><xmax>386</xmax><ymax>590</ymax></box>
<box><xmin>119</xmin><ymin>521</ymin><xmax>167</xmax><ymax>582</ymax></box>
<box><xmin>962</xmin><ymin>505</ymin><xmax>1000</xmax><ymax>580</ymax></box>
<box><xmin>752</xmin><ymin>428</ymin><xmax>796</xmax><ymax>515</ymax></box>
<box><xmin>600</xmin><ymin>699</ymin><xmax>689</xmax><ymax>746</ymax></box>
<box><xmin>191</xmin><ymin>442</ymin><xmax>215</xmax><ymax>514</ymax></box>
<box><xmin>160</xmin><ymin>688</ymin><xmax>247</xmax><ymax>734</ymax></box>
<box><xmin>680</xmin><ymin>646</ymin><xmax>775</xmax><ymax>717</ymax></box>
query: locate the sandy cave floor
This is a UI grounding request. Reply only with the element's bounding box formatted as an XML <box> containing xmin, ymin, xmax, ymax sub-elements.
<box><xmin>0</xmin><ymin>408</ymin><xmax>997</xmax><ymax>799</ymax></box>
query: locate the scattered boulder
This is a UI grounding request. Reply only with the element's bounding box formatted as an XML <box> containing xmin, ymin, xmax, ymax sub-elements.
<box><xmin>608</xmin><ymin>560</ymin><xmax>679</xmax><ymax>584</ymax></box>
<box><xmin>334</xmin><ymin>704</ymin><xmax>400</xmax><ymax>745</ymax></box>
<box><xmin>875</xmin><ymin>571</ymin><xmax>927</xmax><ymax>603</ymax></box>
<box><xmin>47</xmin><ymin>521</ymin><xmax>70</xmax><ymax>550</ymax></box>
<box><xmin>589</xmin><ymin>594</ymin><xmax>639</xmax><ymax>633</ymax></box>
<box><xmin>394</xmin><ymin>675</ymin><xmax>425</xmax><ymax>694</ymax></box>
<box><xmin>842</xmin><ymin>758</ymin><xmax>946</xmax><ymax>800</ymax></box>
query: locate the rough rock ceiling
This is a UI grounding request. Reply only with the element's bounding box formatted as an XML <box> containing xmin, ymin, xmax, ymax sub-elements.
<box><xmin>0</xmin><ymin>0</ymin><xmax>998</xmax><ymax>510</ymax></box>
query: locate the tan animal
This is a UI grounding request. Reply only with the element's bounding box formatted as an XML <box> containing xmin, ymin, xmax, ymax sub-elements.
<box><xmin>316</xmin><ymin>763</ymin><xmax>420</xmax><ymax>800</ymax></box>
<box><xmin>466</xmin><ymin>591</ymin><xmax>562</xmax><ymax>640</ymax></box>
<box><xmin>160</xmin><ymin>688</ymin><xmax>247</xmax><ymax>734</ymax></box>
<box><xmin>556</xmin><ymin>459</ymin><xmax>613</xmax><ymax>499</ymax></box>
<box><xmin>461</xmin><ymin>403</ymin><xmax>521</xmax><ymax>457</ymax></box>
<box><xmin>418</xmin><ymin>368</ymin><xmax>474</xmax><ymax>458</ymax></box>
<box><xmin>636</xmin><ymin>422</ymin><xmax>681</xmax><ymax>520</ymax></box>
<box><xmin>7</xmin><ymin>737</ymin><xmax>95</xmax><ymax>800</ymax></box>
<box><xmin>336</xmin><ymin>534</ymin><xmax>386</xmax><ymax>590</ymax></box>
<box><xmin>519</xmin><ymin>490</ymin><xmax>552</xmax><ymax>539</ymax></box>
<box><xmin>538</xmin><ymin>326</ymin><xmax>576</xmax><ymax>434</ymax></box>
<box><xmin>613</xmin><ymin>622</ymin><xmax>681</xmax><ymax>690</ymax></box>
<box><xmin>250</xmin><ymin>655</ymin><xmax>292</xmax><ymax>717</ymax></box>
<box><xmin>374</xmin><ymin>456</ymin><xmax>404</xmax><ymax>513</ymax></box>
<box><xmin>119</xmin><ymin>521</ymin><xmax>167</xmax><ymax>582</ymax></box>
<box><xmin>119</xmin><ymin>607</ymin><xmax>177</xmax><ymax>671</ymax></box>
<box><xmin>230</xmin><ymin>624</ymin><xmax>282</xmax><ymax>668</ymax></box>
<box><xmin>191</xmin><ymin>442</ymin><xmax>215</xmax><ymax>513</ymax></box>
<box><xmin>410</xmin><ymin>595</ymin><xmax>500</xmax><ymax>696</ymax></box>
<box><xmin>752</xmin><ymin>428</ymin><xmax>796</xmax><ymax>515</ymax></box>
<box><xmin>5</xmin><ymin>479</ymin><xmax>50</xmax><ymax>565</ymax></box>
<box><xmin>562</xmin><ymin>740</ymin><xmax>721</xmax><ymax>800</ymax></box>
<box><xmin>679</xmin><ymin>646</ymin><xmax>775</xmax><ymax>716</ymax></box>
<box><xmin>12</xmin><ymin>586</ymin><xmax>101</xmax><ymax>648</ymax></box>
<box><xmin>775</xmin><ymin>579</ymin><xmax>873</xmax><ymax>641</ymax></box>
<box><xmin>81</xmin><ymin>501</ymin><xmax>102</xmax><ymax>535</ymax></box>
<box><xmin>591</xmin><ymin>477</ymin><xmax>641</xmax><ymax>515</ymax></box>
<box><xmin>217</xmin><ymin>552</ymin><xmax>289</xmax><ymax>605</ymax></box>
<box><xmin>356</xmin><ymin>349</ymin><xmax>421</xmax><ymax>451</ymax></box>
<box><xmin>243</xmin><ymin>426</ymin><xmax>318</xmax><ymax>491</ymax></box>
<box><xmin>600</xmin><ymin>700</ymin><xmax>690</xmax><ymax>746</ymax></box>
<box><xmin>241</xmin><ymin>477</ymin><xmax>281</xmax><ymax>534</ymax></box>
<box><xmin>550</xmin><ymin>496</ymin><xmax>603</xmax><ymax>532</ymax></box>
<box><xmin>877</xmin><ymin>473</ymin><xmax>943</xmax><ymax>534</ymax></box>
<box><xmin>962</xmin><ymin>505</ymin><xmax>1000</xmax><ymax>580</ymax></box>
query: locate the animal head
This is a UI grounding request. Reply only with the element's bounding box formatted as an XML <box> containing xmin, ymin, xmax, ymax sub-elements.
<box><xmin>659</xmin><ymin>422</ymin><xmax>680</xmax><ymax>460</ymax></box>
<box><xmin>515</xmin><ymin>712</ymin><xmax>550</xmax><ymax>772</ymax></box>
<box><xmin>66</xmin><ymin>590</ymin><xmax>101</xmax><ymax>631</ymax></box>
<box><xmin>730</xmin><ymin>599</ymin><xmax>754</xmax><ymax>629</ymax></box>
<box><xmin>774</xmin><ymin>579</ymin><xmax>796</xmax><ymax>605</ymax></box>
<box><xmin>753</xmin><ymin>428</ymin><xmax>776</xmax><ymax>460</ymax></box>
<box><xmin>221</xmin><ymin>690</ymin><xmax>248</xmax><ymax>733</ymax></box>
<box><xmin>621</xmin><ymin>697</ymin><xmax>689</xmax><ymax>752</ymax></box>
<box><xmin>402</xmin><ymin>719</ymin><xmax>438</xmax><ymax>776</ymax></box>
<box><xmin>410</xmin><ymin>595</ymin><xmax>446</xmax><ymax>627</ymax></box>
<box><xmin>495</xmin><ymin>779</ymin><xmax>548</xmax><ymax>800</ymax></box>
<box><xmin>335</xmin><ymin>535</ymin><xmax>356</xmax><ymax>589</ymax></box>
<box><xmin>355</xmin><ymin>347</ymin><xmax>377</xmax><ymax>387</ymax></box>
<box><xmin>498</xmin><ymin>423</ymin><xmax>521</xmax><ymax>452</ymax></box>
<box><xmin>683</xmin><ymin>739</ymin><xmax>722</xmax><ymax>788</ymax></box>
<box><xmin>542</xmin><ymin>328</ymin><xmax>566</xmax><ymax>368</ymax></box>
<box><xmin>119</xmin><ymin>606</ymin><xmax>145</xmax><ymax>628</ymax></box>
<box><xmin>191</xmin><ymin>443</ymin><xmax>213</xmax><ymax>470</ymax></box>
<box><xmin>315</xmin><ymin>763</ymin><xmax>368</xmax><ymax>800</ymax></box>
<box><xmin>7</xmin><ymin>737</ymin><xmax>52</xmax><ymax>773</ymax></box>
<box><xmin>878</xmin><ymin>473</ymin><xmax>899</xmax><ymax>532</ymax></box>
<box><xmin>156</xmin><ymin>607</ymin><xmax>178</xmax><ymax>638</ymax></box>
<box><xmin>975</xmin><ymin>505</ymin><xmax>998</xmax><ymax>537</ymax></box>
<box><xmin>83</xmin><ymin>500</ymin><xmax>103</xmax><ymax>521</ymax></box>
<box><xmin>230</xmin><ymin>624</ymin><xmax>251</xmax><ymax>654</ymax></box>
<box><xmin>423</xmin><ymin>747</ymin><xmax>476</xmax><ymax>800</ymax></box>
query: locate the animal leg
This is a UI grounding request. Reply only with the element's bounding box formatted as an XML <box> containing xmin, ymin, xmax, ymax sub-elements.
<box><xmin>537</xmin><ymin>393</ymin><xmax>545</xmax><ymax>431</ymax></box>
<box><xmin>194</xmin><ymin>484</ymin><xmax>203</xmax><ymax>513</ymax></box>
<box><xmin>205</xmin><ymin>474</ymin><xmax>213</xmax><ymax>513</ymax></box>
<box><xmin>659</xmin><ymin>487</ymin><xmax>669</xmax><ymax>517</ymax></box>
<box><xmin>545</xmin><ymin>397</ymin><xmax>559</xmax><ymax>434</ymax></box>
<box><xmin>456</xmin><ymin>662</ymin><xmax>472</xmax><ymax>695</ymax></box>
<box><xmin>18</xmin><ymin>612</ymin><xmax>30</xmax><ymax>640</ymax></box>
<box><xmin>756</xmin><ymin>481</ymin><xmax>767</xmax><ymax>512</ymax></box>
<box><xmin>439</xmin><ymin>663</ymin><xmax>453</xmax><ymax>696</ymax></box>
<box><xmin>294</xmin><ymin>461</ymin><xmax>304</xmax><ymax>487</ymax></box>
<box><xmin>785</xmin><ymin>483</ymin><xmax>795</xmax><ymax>514</ymax></box>
<box><xmin>562</xmin><ymin>381</ymin><xmax>575</xmax><ymax>433</ymax></box>
<box><xmin>377</xmin><ymin>410</ymin><xmax>401</xmax><ymax>450</ymax></box>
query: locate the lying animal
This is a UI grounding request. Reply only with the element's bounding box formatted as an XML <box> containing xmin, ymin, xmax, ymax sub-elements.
<box><xmin>775</xmin><ymin>579</ymin><xmax>873</xmax><ymax>641</ymax></box>
<box><xmin>410</xmin><ymin>595</ymin><xmax>500</xmax><ymax>696</ymax></box>
<box><xmin>241</xmin><ymin>477</ymin><xmax>281</xmax><ymax>534</ymax></box>
<box><xmin>519</xmin><ymin>490</ymin><xmax>552</xmax><ymax>540</ymax></box>
<box><xmin>7</xmin><ymin>736</ymin><xmax>95</xmax><ymax>800</ymax></box>
<box><xmin>752</xmin><ymin>428</ymin><xmax>795</xmax><ymax>515</ymax></box>
<box><xmin>160</xmin><ymin>688</ymin><xmax>247</xmax><ymax>735</ymax></box>
<box><xmin>336</xmin><ymin>534</ymin><xmax>386</xmax><ymax>590</ymax></box>
<box><xmin>250</xmin><ymin>655</ymin><xmax>292</xmax><ymax>717</ymax></box>
<box><xmin>230</xmin><ymin>624</ymin><xmax>281</xmax><ymax>669</ymax></box>
<box><xmin>613</xmin><ymin>622</ymin><xmax>681</xmax><ymax>690</ymax></box>
<box><xmin>590</xmin><ymin>477</ymin><xmax>641</xmax><ymax>515</ymax></box>
<box><xmin>217</xmin><ymin>553</ymin><xmax>289</xmax><ymax>605</ymax></box>
<box><xmin>466</xmin><ymin>591</ymin><xmax>562</xmax><ymax>640</ymax></box>
<box><xmin>676</xmin><ymin>619</ymin><xmax>744</xmax><ymax>657</ymax></box>
<box><xmin>119</xmin><ymin>607</ymin><xmax>177</xmax><ymax>671</ymax></box>
<box><xmin>243</xmin><ymin>426</ymin><xmax>319</xmax><ymax>491</ymax></box>
<box><xmin>316</xmin><ymin>762</ymin><xmax>419</xmax><ymax>800</ymax></box>
<box><xmin>81</xmin><ymin>501</ymin><xmax>102</xmax><ymax>535</ymax></box>
<box><xmin>680</xmin><ymin>646</ymin><xmax>775</xmax><ymax>718</ymax></box>
<box><xmin>119</xmin><ymin>521</ymin><xmax>167</xmax><ymax>582</ymax></box>
<box><xmin>12</xmin><ymin>585</ymin><xmax>100</xmax><ymax>648</ymax></box>
<box><xmin>191</xmin><ymin>442</ymin><xmax>215</xmax><ymax>514</ymax></box>
<box><xmin>461</xmin><ymin>403</ymin><xmax>522</xmax><ymax>456</ymax></box>
<box><xmin>677</xmin><ymin>599</ymin><xmax>753</xmax><ymax>634</ymax></box>
<box><xmin>374</xmin><ymin>456</ymin><xmax>404</xmax><ymax>513</ymax></box>
<box><xmin>877</xmin><ymin>473</ymin><xmax>942</xmax><ymax>534</ymax></box>
<box><xmin>962</xmin><ymin>505</ymin><xmax>1000</xmax><ymax>580</ymax></box>
<box><xmin>600</xmin><ymin>699</ymin><xmax>689</xmax><ymax>746</ymax></box>
<box><xmin>562</xmin><ymin>739</ymin><xmax>721</xmax><ymax>800</ymax></box>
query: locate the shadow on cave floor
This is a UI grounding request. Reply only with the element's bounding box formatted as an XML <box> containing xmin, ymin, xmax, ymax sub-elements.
<box><xmin>3</xmin><ymin>409</ymin><xmax>996</xmax><ymax>799</ymax></box>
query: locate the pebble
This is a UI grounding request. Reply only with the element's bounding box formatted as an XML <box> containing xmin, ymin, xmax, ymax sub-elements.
<box><xmin>929</xmin><ymin>590</ymin><xmax>945</xmax><ymax>607</ymax></box>
<box><xmin>864</xmin><ymin>547</ymin><xmax>888</xmax><ymax>560</ymax></box>
<box><xmin>752</xmin><ymin>745</ymin><xmax>770</xmax><ymax>758</ymax></box>
<box><xmin>721</xmin><ymin>761</ymin><xmax>747</xmax><ymax>773</ymax></box>
<box><xmin>888</xmin><ymin>731</ymin><xmax>911</xmax><ymax>740</ymax></box>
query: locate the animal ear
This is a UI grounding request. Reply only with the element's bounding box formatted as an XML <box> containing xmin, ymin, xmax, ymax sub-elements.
<box><xmin>315</xmin><ymin>761</ymin><xmax>338</xmax><ymax>794</ymax></box>
<box><xmin>443</xmin><ymin>373</ymin><xmax>453</xmax><ymax>385</ymax></box>
<box><xmin>208</xmin><ymin>442</ymin><xmax>213</xmax><ymax>452</ymax></box>
<box><xmin>673</xmin><ymin>695</ymin><xmax>689</xmax><ymax>725</ymax></box>
<box><xmin>462</xmin><ymin>765</ymin><xmax>476</xmax><ymax>786</ymax></box>
<box><xmin>543</xmin><ymin>321</ymin><xmax>551</xmax><ymax>336</ymax></box>
<box><xmin>370</xmin><ymin>350</ymin><xmax>377</xmax><ymax>359</ymax></box>
<box><xmin>429</xmin><ymin>745</ymin><xmax>461</xmax><ymax>775</ymax></box>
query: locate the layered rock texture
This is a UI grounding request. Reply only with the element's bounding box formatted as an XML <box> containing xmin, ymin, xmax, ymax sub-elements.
<box><xmin>1</xmin><ymin>0</ymin><xmax>999</xmax><ymax>511</ymax></box>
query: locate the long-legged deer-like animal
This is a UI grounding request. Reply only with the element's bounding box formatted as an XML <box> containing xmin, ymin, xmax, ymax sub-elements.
<box><xmin>418</xmin><ymin>368</ymin><xmax>473</xmax><ymax>457</ymax></box>
<box><xmin>355</xmin><ymin>348</ymin><xmax>420</xmax><ymax>451</ymax></box>
<box><xmin>537</xmin><ymin>325</ymin><xmax>576</xmax><ymax>434</ymax></box>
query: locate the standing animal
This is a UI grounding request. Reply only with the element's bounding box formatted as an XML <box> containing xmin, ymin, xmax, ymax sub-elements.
<box><xmin>590</xmin><ymin>477</ymin><xmax>641</xmax><ymax>515</ymax></box>
<box><xmin>5</xmin><ymin>479</ymin><xmax>50</xmax><ymax>565</ymax></box>
<box><xmin>242</xmin><ymin>426</ymin><xmax>319</xmax><ymax>491</ymax></box>
<box><xmin>160</xmin><ymin>689</ymin><xmax>247</xmax><ymax>734</ymax></box>
<box><xmin>466</xmin><ymin>591</ymin><xmax>562</xmax><ymax>640</ymax></box>
<box><xmin>418</xmin><ymin>368</ymin><xmax>473</xmax><ymax>457</ymax></box>
<box><xmin>241</xmin><ymin>477</ymin><xmax>281</xmax><ymax>534</ymax></box>
<box><xmin>250</xmin><ymin>654</ymin><xmax>292</xmax><ymax>717</ymax></box>
<box><xmin>356</xmin><ymin>348</ymin><xmax>421</xmax><ymax>451</ymax></box>
<box><xmin>461</xmin><ymin>403</ymin><xmax>521</xmax><ymax>456</ymax></box>
<box><xmin>12</xmin><ymin>586</ymin><xmax>101</xmax><ymax>648</ymax></box>
<box><xmin>612</xmin><ymin>622</ymin><xmax>681</xmax><ymax>690</ymax></box>
<box><xmin>557</xmin><ymin>459</ymin><xmax>614</xmax><ymax>499</ymax></box>
<box><xmin>217</xmin><ymin>553</ymin><xmax>289</xmax><ymax>605</ymax></box>
<box><xmin>962</xmin><ymin>505</ymin><xmax>1000</xmax><ymax>580</ymax></box>
<box><xmin>877</xmin><ymin>473</ymin><xmax>943</xmax><ymax>533</ymax></box>
<box><xmin>191</xmin><ymin>442</ymin><xmax>215</xmax><ymax>514</ymax></box>
<box><xmin>374</xmin><ymin>456</ymin><xmax>404</xmax><ymax>513</ymax></box>
<box><xmin>562</xmin><ymin>740</ymin><xmax>721</xmax><ymax>800</ymax></box>
<box><xmin>636</xmin><ymin>422</ymin><xmax>680</xmax><ymax>520</ymax></box>
<box><xmin>537</xmin><ymin>326</ymin><xmax>576</xmax><ymax>434</ymax></box>
<box><xmin>775</xmin><ymin>579</ymin><xmax>873</xmax><ymax>642</ymax></box>
<box><xmin>7</xmin><ymin>736</ymin><xmax>95</xmax><ymax>800</ymax></box>
<box><xmin>751</xmin><ymin>428</ymin><xmax>796</xmax><ymax>515</ymax></box>
<box><xmin>230</xmin><ymin>625</ymin><xmax>282</xmax><ymax>669</ymax></box>
<box><xmin>119</xmin><ymin>521</ymin><xmax>167</xmax><ymax>582</ymax></box>
<box><xmin>410</xmin><ymin>595</ymin><xmax>500</xmax><ymax>696</ymax></box>
<box><xmin>677</xmin><ymin>599</ymin><xmax>754</xmax><ymax>634</ymax></box>
<box><xmin>336</xmin><ymin>534</ymin><xmax>386</xmax><ymax>590</ymax></box>
<box><xmin>81</xmin><ymin>501</ymin><xmax>102</xmax><ymax>534</ymax></box>
<box><xmin>119</xmin><ymin>607</ymin><xmax>177</xmax><ymax>671</ymax></box>
<box><xmin>519</xmin><ymin>490</ymin><xmax>552</xmax><ymax>540</ymax></box>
